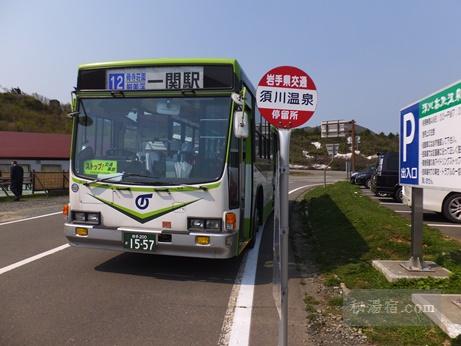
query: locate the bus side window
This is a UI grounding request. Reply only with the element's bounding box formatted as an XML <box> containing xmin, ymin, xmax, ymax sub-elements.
<box><xmin>255</xmin><ymin>130</ymin><xmax>261</xmax><ymax>159</ymax></box>
<box><xmin>265</xmin><ymin>117</ymin><xmax>271</xmax><ymax>159</ymax></box>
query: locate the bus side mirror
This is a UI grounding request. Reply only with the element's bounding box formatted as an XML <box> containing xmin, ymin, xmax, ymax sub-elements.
<box><xmin>233</xmin><ymin>111</ymin><xmax>249</xmax><ymax>138</ymax></box>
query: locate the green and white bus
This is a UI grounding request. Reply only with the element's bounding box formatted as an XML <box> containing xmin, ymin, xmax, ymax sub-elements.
<box><xmin>64</xmin><ymin>58</ymin><xmax>275</xmax><ymax>258</ymax></box>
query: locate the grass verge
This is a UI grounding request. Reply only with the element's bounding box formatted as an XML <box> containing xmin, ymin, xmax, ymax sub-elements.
<box><xmin>300</xmin><ymin>181</ymin><xmax>461</xmax><ymax>346</ymax></box>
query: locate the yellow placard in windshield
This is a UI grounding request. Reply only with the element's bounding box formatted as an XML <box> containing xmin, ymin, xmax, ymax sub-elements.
<box><xmin>83</xmin><ymin>160</ymin><xmax>117</xmax><ymax>175</ymax></box>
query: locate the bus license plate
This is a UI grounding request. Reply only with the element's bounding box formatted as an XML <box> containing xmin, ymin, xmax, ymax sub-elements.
<box><xmin>122</xmin><ymin>232</ymin><xmax>156</xmax><ymax>252</ymax></box>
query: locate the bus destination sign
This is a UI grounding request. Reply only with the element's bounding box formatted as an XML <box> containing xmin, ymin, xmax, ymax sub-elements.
<box><xmin>77</xmin><ymin>65</ymin><xmax>234</xmax><ymax>91</ymax></box>
<box><xmin>106</xmin><ymin>66</ymin><xmax>204</xmax><ymax>91</ymax></box>
<box><xmin>256</xmin><ymin>66</ymin><xmax>317</xmax><ymax>129</ymax></box>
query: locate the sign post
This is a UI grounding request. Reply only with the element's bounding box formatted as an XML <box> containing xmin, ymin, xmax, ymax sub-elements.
<box><xmin>257</xmin><ymin>66</ymin><xmax>317</xmax><ymax>346</ymax></box>
<box><xmin>324</xmin><ymin>144</ymin><xmax>339</xmax><ymax>188</ymax></box>
<box><xmin>321</xmin><ymin>119</ymin><xmax>355</xmax><ymax>173</ymax></box>
<box><xmin>400</xmin><ymin>80</ymin><xmax>461</xmax><ymax>271</ymax></box>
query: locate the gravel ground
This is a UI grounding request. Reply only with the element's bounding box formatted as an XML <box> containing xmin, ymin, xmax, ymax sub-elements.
<box><xmin>290</xmin><ymin>199</ymin><xmax>373</xmax><ymax>346</ymax></box>
<box><xmin>0</xmin><ymin>195</ymin><xmax>68</xmax><ymax>223</ymax></box>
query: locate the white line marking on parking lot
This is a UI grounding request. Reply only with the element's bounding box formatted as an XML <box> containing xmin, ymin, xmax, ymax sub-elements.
<box><xmin>427</xmin><ymin>223</ymin><xmax>461</xmax><ymax>228</ymax></box>
<box><xmin>0</xmin><ymin>244</ymin><xmax>70</xmax><ymax>276</ymax></box>
<box><xmin>395</xmin><ymin>210</ymin><xmax>411</xmax><ymax>213</ymax></box>
<box><xmin>219</xmin><ymin>184</ymin><xmax>318</xmax><ymax>345</ymax></box>
<box><xmin>0</xmin><ymin>211</ymin><xmax>61</xmax><ymax>227</ymax></box>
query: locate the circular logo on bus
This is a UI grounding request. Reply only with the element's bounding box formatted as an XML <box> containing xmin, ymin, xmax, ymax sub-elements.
<box><xmin>135</xmin><ymin>193</ymin><xmax>153</xmax><ymax>210</ymax></box>
<box><xmin>71</xmin><ymin>183</ymin><xmax>79</xmax><ymax>193</ymax></box>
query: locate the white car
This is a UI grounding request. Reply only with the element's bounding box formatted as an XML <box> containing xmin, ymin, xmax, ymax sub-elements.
<box><xmin>402</xmin><ymin>186</ymin><xmax>461</xmax><ymax>223</ymax></box>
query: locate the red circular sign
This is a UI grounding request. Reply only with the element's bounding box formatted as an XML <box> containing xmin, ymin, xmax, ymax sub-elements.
<box><xmin>256</xmin><ymin>66</ymin><xmax>317</xmax><ymax>129</ymax></box>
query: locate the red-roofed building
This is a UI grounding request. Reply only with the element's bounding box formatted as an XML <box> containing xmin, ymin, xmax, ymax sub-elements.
<box><xmin>0</xmin><ymin>131</ymin><xmax>71</xmax><ymax>175</ymax></box>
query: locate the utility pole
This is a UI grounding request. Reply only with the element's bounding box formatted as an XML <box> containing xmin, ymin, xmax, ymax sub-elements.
<box><xmin>351</xmin><ymin>120</ymin><xmax>356</xmax><ymax>172</ymax></box>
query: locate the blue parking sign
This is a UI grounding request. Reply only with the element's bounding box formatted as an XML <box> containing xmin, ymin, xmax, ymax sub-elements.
<box><xmin>399</xmin><ymin>103</ymin><xmax>419</xmax><ymax>185</ymax></box>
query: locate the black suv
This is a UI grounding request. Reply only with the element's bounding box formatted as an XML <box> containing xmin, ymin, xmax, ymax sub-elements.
<box><xmin>370</xmin><ymin>152</ymin><xmax>402</xmax><ymax>202</ymax></box>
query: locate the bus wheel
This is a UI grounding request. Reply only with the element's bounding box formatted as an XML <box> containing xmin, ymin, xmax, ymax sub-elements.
<box><xmin>248</xmin><ymin>206</ymin><xmax>260</xmax><ymax>249</ymax></box>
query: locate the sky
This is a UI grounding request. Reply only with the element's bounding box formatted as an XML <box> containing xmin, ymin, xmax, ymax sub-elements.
<box><xmin>1</xmin><ymin>0</ymin><xmax>461</xmax><ymax>134</ymax></box>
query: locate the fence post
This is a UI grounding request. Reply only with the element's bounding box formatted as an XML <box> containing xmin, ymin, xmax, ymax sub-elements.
<box><xmin>32</xmin><ymin>170</ymin><xmax>35</xmax><ymax>194</ymax></box>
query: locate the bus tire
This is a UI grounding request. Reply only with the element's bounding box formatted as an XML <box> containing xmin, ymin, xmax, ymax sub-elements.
<box><xmin>248</xmin><ymin>206</ymin><xmax>260</xmax><ymax>249</ymax></box>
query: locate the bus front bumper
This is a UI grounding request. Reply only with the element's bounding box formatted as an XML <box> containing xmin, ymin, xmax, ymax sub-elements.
<box><xmin>64</xmin><ymin>223</ymin><xmax>239</xmax><ymax>259</ymax></box>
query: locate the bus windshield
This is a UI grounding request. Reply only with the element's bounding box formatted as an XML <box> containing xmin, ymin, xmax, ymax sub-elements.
<box><xmin>73</xmin><ymin>97</ymin><xmax>231</xmax><ymax>185</ymax></box>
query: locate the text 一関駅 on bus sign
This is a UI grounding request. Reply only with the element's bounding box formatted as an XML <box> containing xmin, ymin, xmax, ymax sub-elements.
<box><xmin>106</xmin><ymin>67</ymin><xmax>204</xmax><ymax>91</ymax></box>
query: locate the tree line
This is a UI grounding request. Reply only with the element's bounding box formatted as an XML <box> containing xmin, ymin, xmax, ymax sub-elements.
<box><xmin>0</xmin><ymin>89</ymin><xmax>71</xmax><ymax>134</ymax></box>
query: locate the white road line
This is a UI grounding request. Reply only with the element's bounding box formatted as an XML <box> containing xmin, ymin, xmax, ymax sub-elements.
<box><xmin>0</xmin><ymin>244</ymin><xmax>70</xmax><ymax>276</ymax></box>
<box><xmin>0</xmin><ymin>211</ymin><xmax>61</xmax><ymax>227</ymax></box>
<box><xmin>219</xmin><ymin>228</ymin><xmax>264</xmax><ymax>346</ymax></box>
<box><xmin>219</xmin><ymin>184</ymin><xmax>318</xmax><ymax>345</ymax></box>
<box><xmin>427</xmin><ymin>223</ymin><xmax>461</xmax><ymax>228</ymax></box>
<box><xmin>288</xmin><ymin>183</ymin><xmax>322</xmax><ymax>195</ymax></box>
<box><xmin>395</xmin><ymin>210</ymin><xmax>411</xmax><ymax>213</ymax></box>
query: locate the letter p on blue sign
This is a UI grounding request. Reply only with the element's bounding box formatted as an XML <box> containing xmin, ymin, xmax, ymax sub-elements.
<box><xmin>400</xmin><ymin>103</ymin><xmax>419</xmax><ymax>185</ymax></box>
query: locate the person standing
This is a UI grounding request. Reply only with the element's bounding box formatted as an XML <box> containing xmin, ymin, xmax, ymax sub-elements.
<box><xmin>10</xmin><ymin>161</ymin><xmax>24</xmax><ymax>201</ymax></box>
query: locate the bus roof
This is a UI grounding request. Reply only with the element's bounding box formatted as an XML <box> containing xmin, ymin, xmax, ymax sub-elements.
<box><xmin>77</xmin><ymin>58</ymin><xmax>255</xmax><ymax>93</ymax></box>
<box><xmin>79</xmin><ymin>58</ymin><xmax>240</xmax><ymax>73</ymax></box>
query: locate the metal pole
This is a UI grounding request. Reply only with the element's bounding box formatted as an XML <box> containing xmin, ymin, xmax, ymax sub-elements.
<box><xmin>351</xmin><ymin>120</ymin><xmax>356</xmax><ymax>172</ymax></box>
<box><xmin>324</xmin><ymin>157</ymin><xmax>334</xmax><ymax>188</ymax></box>
<box><xmin>401</xmin><ymin>187</ymin><xmax>430</xmax><ymax>271</ymax></box>
<box><xmin>409</xmin><ymin>187</ymin><xmax>425</xmax><ymax>269</ymax></box>
<box><xmin>278</xmin><ymin>129</ymin><xmax>291</xmax><ymax>346</ymax></box>
<box><xmin>323</xmin><ymin>167</ymin><xmax>327</xmax><ymax>188</ymax></box>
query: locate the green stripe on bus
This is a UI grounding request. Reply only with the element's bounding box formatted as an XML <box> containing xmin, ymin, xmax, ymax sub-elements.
<box><xmin>90</xmin><ymin>194</ymin><xmax>200</xmax><ymax>224</ymax></box>
<box><xmin>71</xmin><ymin>177</ymin><xmax>220</xmax><ymax>192</ymax></box>
<box><xmin>79</xmin><ymin>58</ymin><xmax>239</xmax><ymax>71</ymax></box>
<box><xmin>76</xmin><ymin>91</ymin><xmax>233</xmax><ymax>99</ymax></box>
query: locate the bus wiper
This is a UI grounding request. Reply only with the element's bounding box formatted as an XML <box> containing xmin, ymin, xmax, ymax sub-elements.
<box><xmin>177</xmin><ymin>184</ymin><xmax>209</xmax><ymax>191</ymax></box>
<box><xmin>110</xmin><ymin>90</ymin><xmax>125</xmax><ymax>98</ymax></box>
<box><xmin>83</xmin><ymin>173</ymin><xmax>152</xmax><ymax>187</ymax></box>
<box><xmin>83</xmin><ymin>173</ymin><xmax>125</xmax><ymax>187</ymax></box>
<box><xmin>121</xmin><ymin>174</ymin><xmax>171</xmax><ymax>186</ymax></box>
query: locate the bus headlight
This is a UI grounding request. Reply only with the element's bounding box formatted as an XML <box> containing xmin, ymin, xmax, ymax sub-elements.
<box><xmin>188</xmin><ymin>218</ymin><xmax>222</xmax><ymax>232</ymax></box>
<box><xmin>73</xmin><ymin>212</ymin><xmax>86</xmax><ymax>222</ymax></box>
<box><xmin>189</xmin><ymin>218</ymin><xmax>205</xmax><ymax>229</ymax></box>
<box><xmin>87</xmin><ymin>213</ymin><xmax>100</xmax><ymax>224</ymax></box>
<box><xmin>72</xmin><ymin>211</ymin><xmax>100</xmax><ymax>225</ymax></box>
<box><xmin>205</xmin><ymin>219</ymin><xmax>221</xmax><ymax>230</ymax></box>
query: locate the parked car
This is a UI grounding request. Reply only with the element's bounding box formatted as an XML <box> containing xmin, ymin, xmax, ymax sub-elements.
<box><xmin>403</xmin><ymin>186</ymin><xmax>461</xmax><ymax>223</ymax></box>
<box><xmin>350</xmin><ymin>170</ymin><xmax>360</xmax><ymax>183</ymax></box>
<box><xmin>352</xmin><ymin>166</ymin><xmax>376</xmax><ymax>188</ymax></box>
<box><xmin>370</xmin><ymin>152</ymin><xmax>402</xmax><ymax>202</ymax></box>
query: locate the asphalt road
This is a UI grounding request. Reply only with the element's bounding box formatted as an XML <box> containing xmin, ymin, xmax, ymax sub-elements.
<box><xmin>0</xmin><ymin>170</ymin><xmax>345</xmax><ymax>346</ymax></box>
<box><xmin>4</xmin><ymin>171</ymin><xmax>459</xmax><ymax>346</ymax></box>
